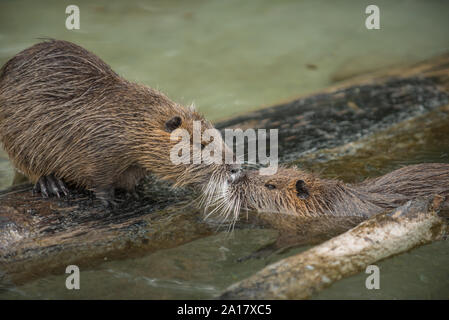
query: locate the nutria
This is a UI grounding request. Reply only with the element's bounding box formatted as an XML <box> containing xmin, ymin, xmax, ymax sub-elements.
<box><xmin>219</xmin><ymin>163</ymin><xmax>449</xmax><ymax>222</ymax></box>
<box><xmin>219</xmin><ymin>163</ymin><xmax>449</xmax><ymax>253</ymax></box>
<box><xmin>0</xmin><ymin>40</ymin><xmax>240</xmax><ymax>205</ymax></box>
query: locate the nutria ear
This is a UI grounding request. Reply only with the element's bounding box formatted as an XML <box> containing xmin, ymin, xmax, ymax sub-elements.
<box><xmin>165</xmin><ymin>116</ymin><xmax>182</xmax><ymax>132</ymax></box>
<box><xmin>295</xmin><ymin>180</ymin><xmax>309</xmax><ymax>199</ymax></box>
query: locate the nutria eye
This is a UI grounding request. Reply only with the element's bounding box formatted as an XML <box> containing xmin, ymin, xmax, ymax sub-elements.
<box><xmin>165</xmin><ymin>116</ymin><xmax>182</xmax><ymax>132</ymax></box>
<box><xmin>295</xmin><ymin>180</ymin><xmax>310</xmax><ymax>199</ymax></box>
<box><xmin>265</xmin><ymin>184</ymin><xmax>276</xmax><ymax>190</ymax></box>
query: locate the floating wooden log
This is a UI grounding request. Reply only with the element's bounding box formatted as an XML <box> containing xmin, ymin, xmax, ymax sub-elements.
<box><xmin>0</xmin><ymin>181</ymin><xmax>215</xmax><ymax>285</ymax></box>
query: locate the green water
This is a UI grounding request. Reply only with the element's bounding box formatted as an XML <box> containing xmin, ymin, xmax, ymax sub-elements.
<box><xmin>0</xmin><ymin>0</ymin><xmax>448</xmax><ymax>299</ymax></box>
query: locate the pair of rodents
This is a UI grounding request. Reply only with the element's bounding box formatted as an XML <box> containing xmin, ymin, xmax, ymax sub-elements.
<box><xmin>2</xmin><ymin>40</ymin><xmax>447</xmax><ymax>224</ymax></box>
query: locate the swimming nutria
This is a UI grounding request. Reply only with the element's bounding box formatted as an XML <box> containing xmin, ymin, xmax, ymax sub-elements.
<box><xmin>0</xmin><ymin>40</ymin><xmax>240</xmax><ymax>205</ymax></box>
<box><xmin>218</xmin><ymin>163</ymin><xmax>449</xmax><ymax>222</ymax></box>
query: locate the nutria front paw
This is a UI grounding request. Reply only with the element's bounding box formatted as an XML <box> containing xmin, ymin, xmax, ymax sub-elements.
<box><xmin>33</xmin><ymin>174</ymin><xmax>70</xmax><ymax>198</ymax></box>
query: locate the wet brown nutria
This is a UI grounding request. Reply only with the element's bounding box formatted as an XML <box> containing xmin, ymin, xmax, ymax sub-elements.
<box><xmin>221</xmin><ymin>163</ymin><xmax>449</xmax><ymax>221</ymax></box>
<box><xmin>0</xmin><ymin>40</ymin><xmax>240</xmax><ymax>205</ymax></box>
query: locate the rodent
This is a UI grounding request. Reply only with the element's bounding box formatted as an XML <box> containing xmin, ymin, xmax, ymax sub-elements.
<box><xmin>222</xmin><ymin>163</ymin><xmax>449</xmax><ymax>220</ymax></box>
<box><xmin>217</xmin><ymin>163</ymin><xmax>449</xmax><ymax>252</ymax></box>
<box><xmin>0</xmin><ymin>39</ymin><xmax>240</xmax><ymax>205</ymax></box>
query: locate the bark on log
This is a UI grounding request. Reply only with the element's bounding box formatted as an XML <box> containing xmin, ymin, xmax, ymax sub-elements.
<box><xmin>1</xmin><ymin>53</ymin><xmax>449</xmax><ymax>286</ymax></box>
<box><xmin>220</xmin><ymin>196</ymin><xmax>449</xmax><ymax>300</ymax></box>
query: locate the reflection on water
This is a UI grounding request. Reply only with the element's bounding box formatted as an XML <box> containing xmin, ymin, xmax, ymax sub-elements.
<box><xmin>0</xmin><ymin>0</ymin><xmax>448</xmax><ymax>299</ymax></box>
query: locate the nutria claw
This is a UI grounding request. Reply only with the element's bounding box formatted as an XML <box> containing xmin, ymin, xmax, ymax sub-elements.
<box><xmin>33</xmin><ymin>174</ymin><xmax>70</xmax><ymax>198</ymax></box>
